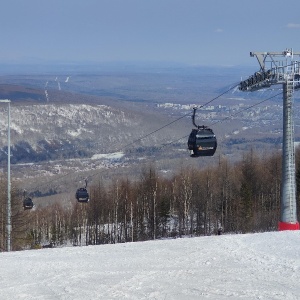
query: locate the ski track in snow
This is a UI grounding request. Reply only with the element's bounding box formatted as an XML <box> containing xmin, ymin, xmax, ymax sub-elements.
<box><xmin>1</xmin><ymin>231</ymin><xmax>300</xmax><ymax>299</ymax></box>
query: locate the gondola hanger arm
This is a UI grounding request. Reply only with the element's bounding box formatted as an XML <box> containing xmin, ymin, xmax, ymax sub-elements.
<box><xmin>192</xmin><ymin>107</ymin><xmax>206</xmax><ymax>129</ymax></box>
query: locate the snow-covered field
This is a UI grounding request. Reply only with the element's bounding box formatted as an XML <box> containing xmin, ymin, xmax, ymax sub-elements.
<box><xmin>1</xmin><ymin>231</ymin><xmax>300</xmax><ymax>300</ymax></box>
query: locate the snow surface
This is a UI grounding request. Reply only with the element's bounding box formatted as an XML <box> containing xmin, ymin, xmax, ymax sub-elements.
<box><xmin>91</xmin><ymin>152</ymin><xmax>124</xmax><ymax>160</ymax></box>
<box><xmin>1</xmin><ymin>231</ymin><xmax>300</xmax><ymax>300</ymax></box>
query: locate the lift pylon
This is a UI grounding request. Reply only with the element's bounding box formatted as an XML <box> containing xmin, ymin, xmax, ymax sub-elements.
<box><xmin>239</xmin><ymin>49</ymin><xmax>300</xmax><ymax>231</ymax></box>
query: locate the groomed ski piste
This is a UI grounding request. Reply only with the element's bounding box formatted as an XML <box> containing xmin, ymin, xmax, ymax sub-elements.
<box><xmin>1</xmin><ymin>231</ymin><xmax>300</xmax><ymax>299</ymax></box>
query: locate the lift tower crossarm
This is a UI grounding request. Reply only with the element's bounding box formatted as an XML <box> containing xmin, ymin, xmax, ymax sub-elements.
<box><xmin>250</xmin><ymin>50</ymin><xmax>300</xmax><ymax>70</ymax></box>
<box><xmin>240</xmin><ymin>49</ymin><xmax>300</xmax><ymax>92</ymax></box>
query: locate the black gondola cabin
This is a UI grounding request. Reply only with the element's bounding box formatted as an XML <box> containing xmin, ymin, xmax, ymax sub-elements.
<box><xmin>188</xmin><ymin>127</ymin><xmax>217</xmax><ymax>157</ymax></box>
<box><xmin>23</xmin><ymin>197</ymin><xmax>34</xmax><ymax>210</ymax></box>
<box><xmin>76</xmin><ymin>188</ymin><xmax>89</xmax><ymax>203</ymax></box>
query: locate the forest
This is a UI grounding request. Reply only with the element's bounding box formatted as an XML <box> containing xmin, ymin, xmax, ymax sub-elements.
<box><xmin>1</xmin><ymin>148</ymin><xmax>300</xmax><ymax>251</ymax></box>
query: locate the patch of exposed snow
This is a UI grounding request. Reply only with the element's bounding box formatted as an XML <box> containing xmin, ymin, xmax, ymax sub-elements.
<box><xmin>91</xmin><ymin>152</ymin><xmax>124</xmax><ymax>160</ymax></box>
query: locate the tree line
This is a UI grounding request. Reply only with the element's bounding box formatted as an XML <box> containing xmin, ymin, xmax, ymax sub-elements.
<box><xmin>1</xmin><ymin>148</ymin><xmax>300</xmax><ymax>251</ymax></box>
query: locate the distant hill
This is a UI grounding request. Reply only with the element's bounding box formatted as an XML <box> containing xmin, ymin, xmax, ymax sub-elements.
<box><xmin>0</xmin><ymin>84</ymin><xmax>45</xmax><ymax>103</ymax></box>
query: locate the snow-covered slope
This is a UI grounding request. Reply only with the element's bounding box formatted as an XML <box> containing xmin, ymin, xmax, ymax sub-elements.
<box><xmin>1</xmin><ymin>231</ymin><xmax>300</xmax><ymax>299</ymax></box>
<box><xmin>0</xmin><ymin>102</ymin><xmax>188</xmax><ymax>164</ymax></box>
<box><xmin>0</xmin><ymin>104</ymin><xmax>140</xmax><ymax>149</ymax></box>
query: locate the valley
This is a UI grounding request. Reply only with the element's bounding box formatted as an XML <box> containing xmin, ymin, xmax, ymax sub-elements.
<box><xmin>0</xmin><ymin>64</ymin><xmax>299</xmax><ymax>201</ymax></box>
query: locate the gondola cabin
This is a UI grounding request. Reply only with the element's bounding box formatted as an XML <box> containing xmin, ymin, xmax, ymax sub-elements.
<box><xmin>76</xmin><ymin>188</ymin><xmax>90</xmax><ymax>203</ymax></box>
<box><xmin>23</xmin><ymin>197</ymin><xmax>34</xmax><ymax>210</ymax></box>
<box><xmin>188</xmin><ymin>127</ymin><xmax>217</xmax><ymax>157</ymax></box>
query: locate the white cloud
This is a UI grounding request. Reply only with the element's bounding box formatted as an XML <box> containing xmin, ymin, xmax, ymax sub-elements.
<box><xmin>215</xmin><ymin>28</ymin><xmax>223</xmax><ymax>33</ymax></box>
<box><xmin>286</xmin><ymin>23</ymin><xmax>300</xmax><ymax>28</ymax></box>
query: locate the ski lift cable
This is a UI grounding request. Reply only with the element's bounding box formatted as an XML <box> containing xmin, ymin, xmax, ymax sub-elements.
<box><xmin>28</xmin><ymin>82</ymin><xmax>240</xmax><ymax>193</ymax></box>
<box><xmin>194</xmin><ymin>82</ymin><xmax>240</xmax><ymax>110</ymax></box>
<box><xmin>211</xmin><ymin>91</ymin><xmax>282</xmax><ymax>126</ymax></box>
<box><xmin>158</xmin><ymin>91</ymin><xmax>283</xmax><ymax>150</ymax></box>
<box><xmin>117</xmin><ymin>82</ymin><xmax>240</xmax><ymax>152</ymax></box>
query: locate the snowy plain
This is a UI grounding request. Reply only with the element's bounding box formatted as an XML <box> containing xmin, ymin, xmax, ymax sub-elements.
<box><xmin>1</xmin><ymin>231</ymin><xmax>300</xmax><ymax>300</ymax></box>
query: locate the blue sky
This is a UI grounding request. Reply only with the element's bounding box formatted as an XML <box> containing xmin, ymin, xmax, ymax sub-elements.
<box><xmin>1</xmin><ymin>0</ymin><xmax>300</xmax><ymax>67</ymax></box>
